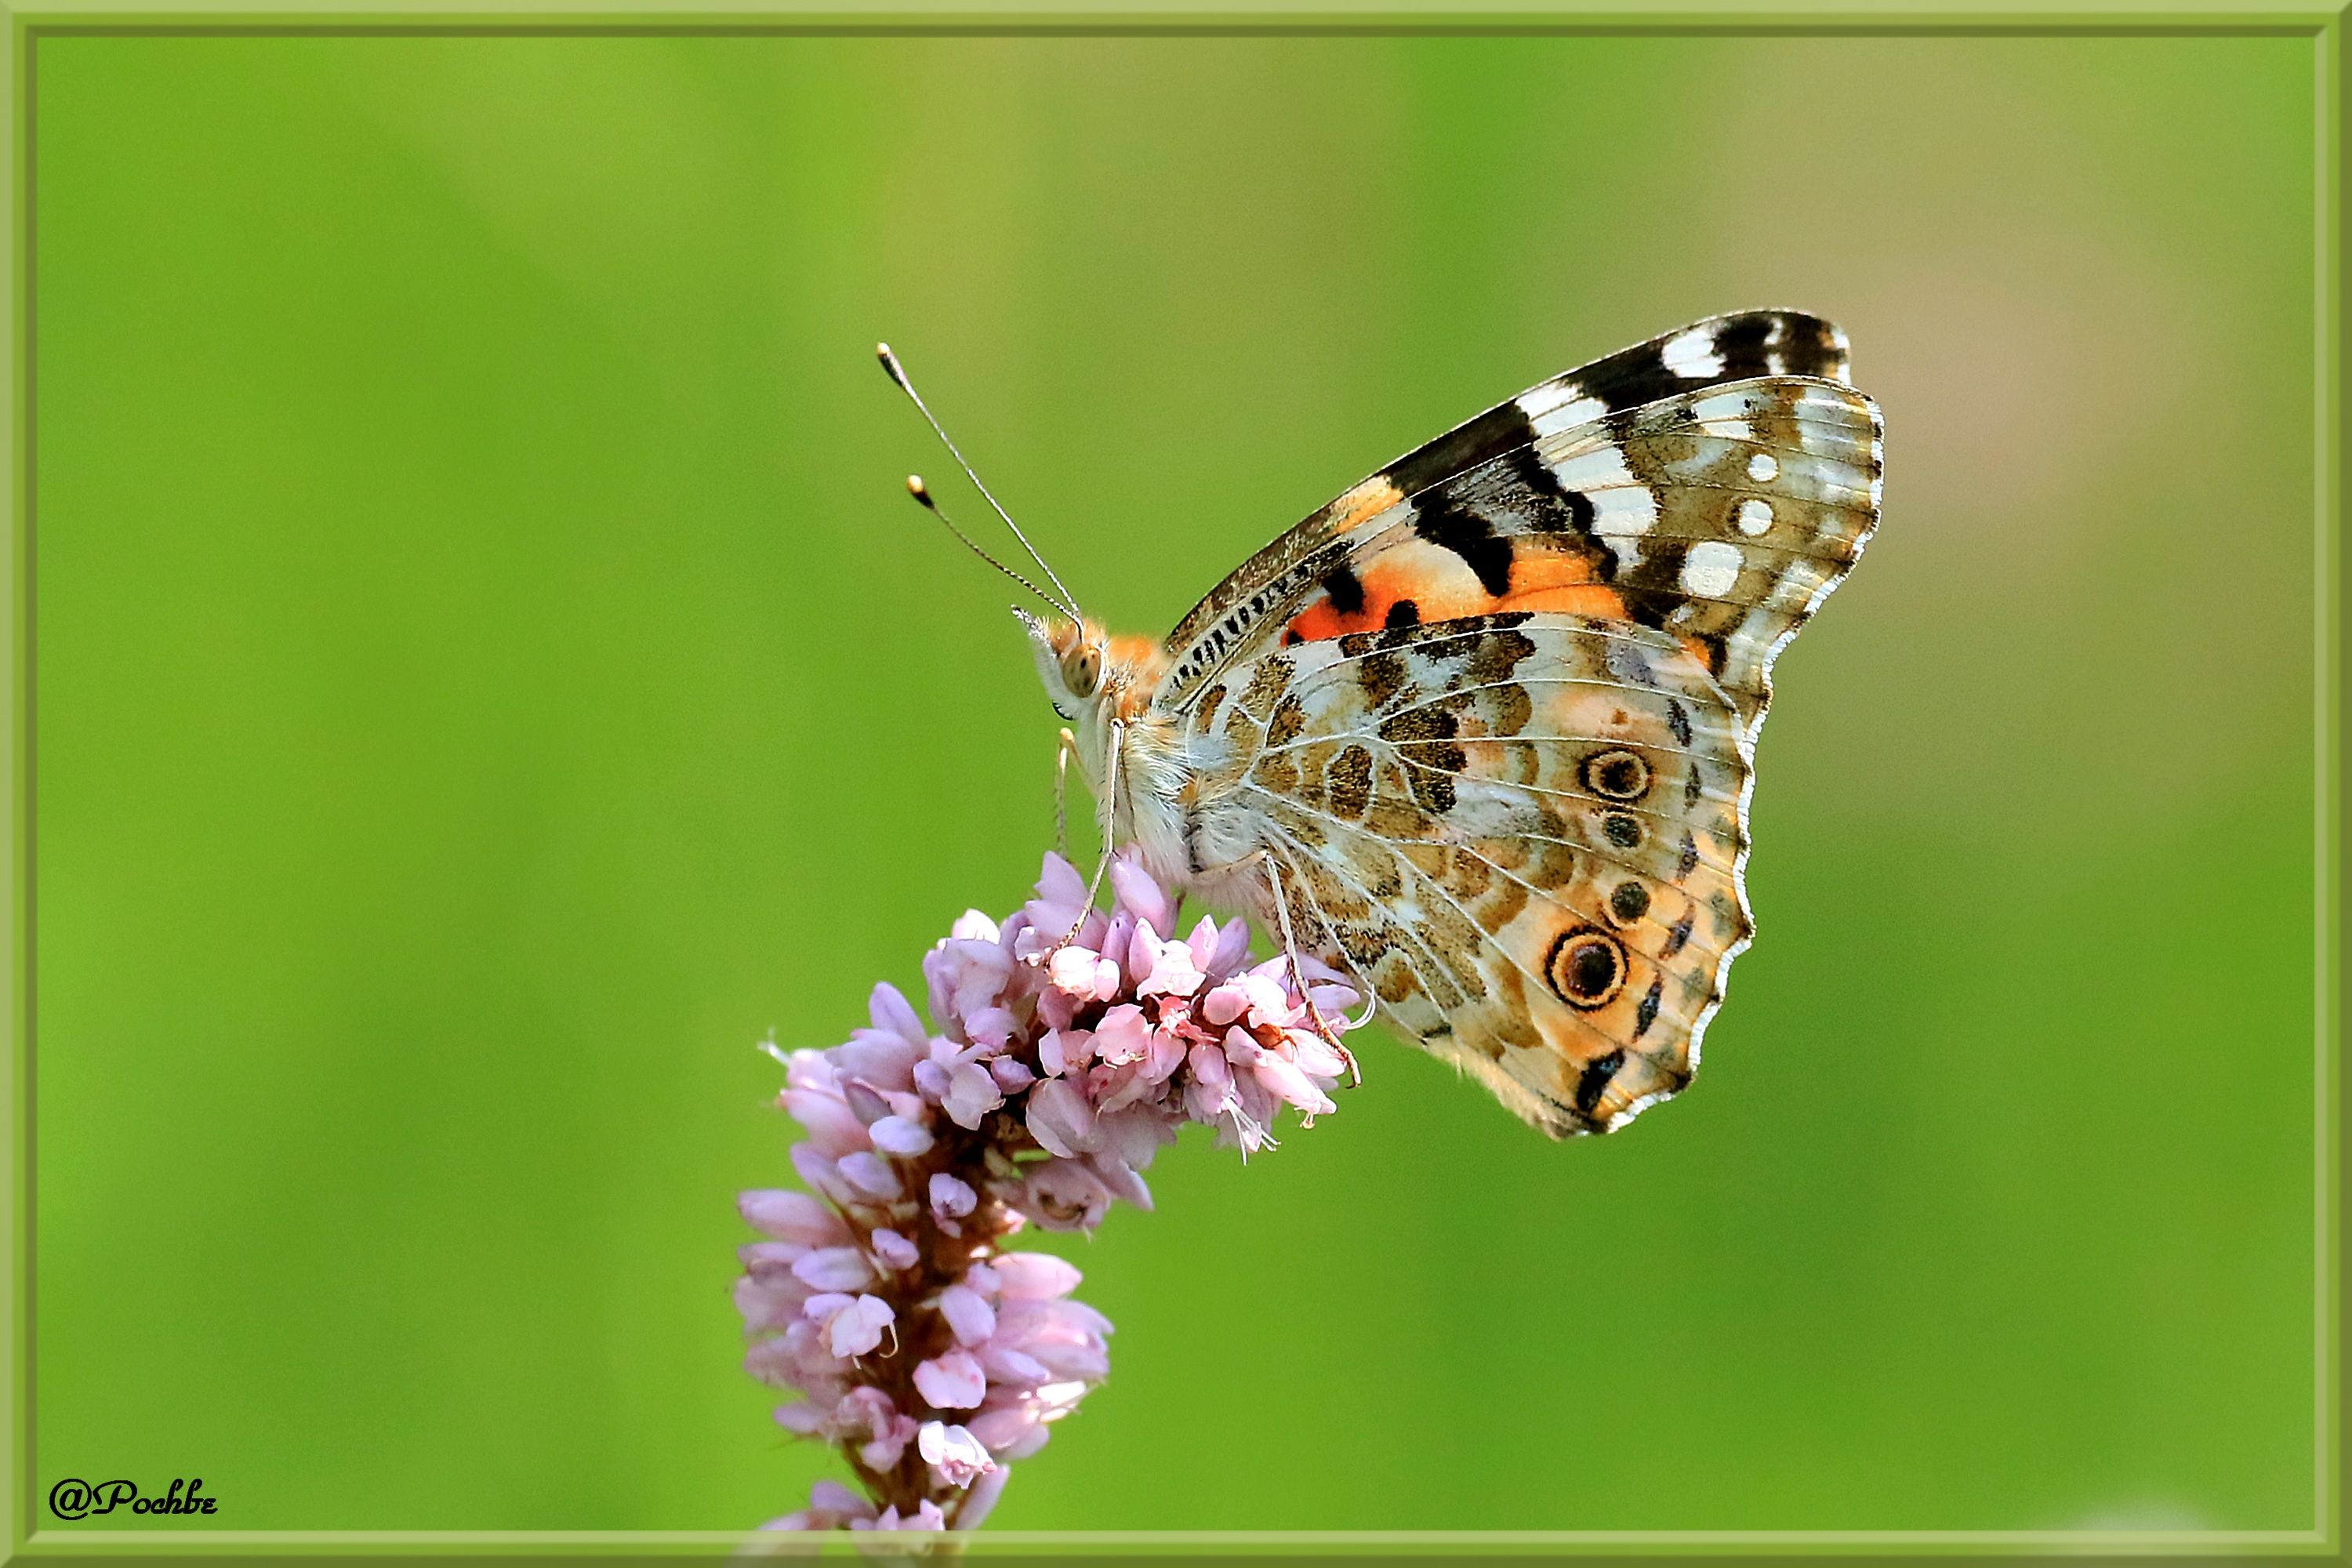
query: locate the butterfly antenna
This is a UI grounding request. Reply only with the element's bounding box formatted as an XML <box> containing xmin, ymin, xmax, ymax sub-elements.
<box><xmin>876</xmin><ymin>343</ymin><xmax>1084</xmax><ymax>622</ymax></box>
<box><xmin>902</xmin><ymin>476</ymin><xmax>1065</xmax><ymax>614</ymax></box>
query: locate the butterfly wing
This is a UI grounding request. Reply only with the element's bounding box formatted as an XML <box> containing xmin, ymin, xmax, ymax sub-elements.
<box><xmin>1183</xmin><ymin>614</ymin><xmax>1749</xmax><ymax>1137</ymax></box>
<box><xmin>1158</xmin><ymin>308</ymin><xmax>1859</xmax><ymax>714</ymax></box>
<box><xmin>1153</xmin><ymin>314</ymin><xmax>1880</xmax><ymax>1134</ymax></box>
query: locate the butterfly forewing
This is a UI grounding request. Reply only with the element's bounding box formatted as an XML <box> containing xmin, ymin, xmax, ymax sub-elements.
<box><xmin>1157</xmin><ymin>309</ymin><xmax>1857</xmax><ymax>712</ymax></box>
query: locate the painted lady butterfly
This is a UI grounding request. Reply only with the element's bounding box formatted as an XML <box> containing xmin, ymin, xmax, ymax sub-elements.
<box><xmin>885</xmin><ymin>311</ymin><xmax>1881</xmax><ymax>1138</ymax></box>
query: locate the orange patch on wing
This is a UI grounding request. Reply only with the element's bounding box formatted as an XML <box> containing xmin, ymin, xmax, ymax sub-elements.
<box><xmin>1328</xmin><ymin>477</ymin><xmax>1404</xmax><ymax>533</ymax></box>
<box><xmin>1281</xmin><ymin>546</ymin><xmax>1637</xmax><ymax>644</ymax></box>
<box><xmin>1502</xmin><ymin>584</ymin><xmax>1628</xmax><ymax>618</ymax></box>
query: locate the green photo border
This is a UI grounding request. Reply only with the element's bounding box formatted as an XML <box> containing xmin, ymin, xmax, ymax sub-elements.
<box><xmin>0</xmin><ymin>5</ymin><xmax>2336</xmax><ymax>1560</ymax></box>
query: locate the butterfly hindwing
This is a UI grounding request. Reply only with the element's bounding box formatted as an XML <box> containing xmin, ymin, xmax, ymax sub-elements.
<box><xmin>1184</xmin><ymin>612</ymin><xmax>1752</xmax><ymax>1137</ymax></box>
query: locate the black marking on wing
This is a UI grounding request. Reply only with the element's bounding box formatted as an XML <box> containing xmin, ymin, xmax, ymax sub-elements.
<box><xmin>1411</xmin><ymin>495</ymin><xmax>1516</xmax><ymax>597</ymax></box>
<box><xmin>1573</xmin><ymin>1047</ymin><xmax>1626</xmax><ymax>1116</ymax></box>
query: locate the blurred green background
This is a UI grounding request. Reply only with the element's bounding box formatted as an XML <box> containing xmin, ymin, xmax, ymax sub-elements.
<box><xmin>29</xmin><ymin>31</ymin><xmax>2319</xmax><ymax>1534</ymax></box>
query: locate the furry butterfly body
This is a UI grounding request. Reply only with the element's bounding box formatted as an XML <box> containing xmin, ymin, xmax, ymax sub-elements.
<box><xmin>1020</xmin><ymin>311</ymin><xmax>1882</xmax><ymax>1138</ymax></box>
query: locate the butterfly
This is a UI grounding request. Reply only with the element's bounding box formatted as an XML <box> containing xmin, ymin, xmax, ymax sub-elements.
<box><xmin>882</xmin><ymin>311</ymin><xmax>1881</xmax><ymax>1138</ymax></box>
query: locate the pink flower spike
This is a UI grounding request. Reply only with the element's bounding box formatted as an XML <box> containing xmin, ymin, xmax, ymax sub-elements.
<box><xmin>928</xmin><ymin>1172</ymin><xmax>977</xmax><ymax>1221</ymax></box>
<box><xmin>938</xmin><ymin>1285</ymin><xmax>996</xmax><ymax>1345</ymax></box>
<box><xmin>739</xmin><ymin>1189</ymin><xmax>849</xmax><ymax>1247</ymax></box>
<box><xmin>942</xmin><ymin>1063</ymin><xmax>1004</xmax><ymax>1130</ymax></box>
<box><xmin>738</xmin><ymin>842</ymin><xmax>1356</xmax><ymax>1533</ymax></box>
<box><xmin>913</xmin><ymin>1348</ymin><xmax>988</xmax><ymax>1410</ymax></box>
<box><xmin>917</xmin><ymin>1421</ymin><xmax>997</xmax><ymax>1489</ymax></box>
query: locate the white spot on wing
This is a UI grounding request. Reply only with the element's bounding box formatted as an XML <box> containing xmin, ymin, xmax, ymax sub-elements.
<box><xmin>1662</xmin><ymin>327</ymin><xmax>1723</xmax><ymax>380</ymax></box>
<box><xmin>1526</xmin><ymin>394</ymin><xmax>1608</xmax><ymax>438</ymax></box>
<box><xmin>1548</xmin><ymin>447</ymin><xmax>1635</xmax><ymax>491</ymax></box>
<box><xmin>1680</xmin><ymin>539</ymin><xmax>1744</xmax><ymax>598</ymax></box>
<box><xmin>1518</xmin><ymin>379</ymin><xmax>1585</xmax><ymax>419</ymax></box>
<box><xmin>1592</xmin><ymin>487</ymin><xmax>1658</xmax><ymax>535</ymax></box>
<box><xmin>1736</xmin><ymin>498</ymin><xmax>1773</xmax><ymax>535</ymax></box>
<box><xmin>1747</xmin><ymin>452</ymin><xmax>1779</xmax><ymax>482</ymax></box>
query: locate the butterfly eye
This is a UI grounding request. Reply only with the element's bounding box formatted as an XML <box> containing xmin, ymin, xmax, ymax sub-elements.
<box><xmin>1062</xmin><ymin>644</ymin><xmax>1104</xmax><ymax>697</ymax></box>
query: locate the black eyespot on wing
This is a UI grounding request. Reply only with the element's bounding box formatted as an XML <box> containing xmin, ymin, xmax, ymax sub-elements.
<box><xmin>1580</xmin><ymin>748</ymin><xmax>1651</xmax><ymax>802</ymax></box>
<box><xmin>1546</xmin><ymin>927</ymin><xmax>1627</xmax><ymax>1011</ymax></box>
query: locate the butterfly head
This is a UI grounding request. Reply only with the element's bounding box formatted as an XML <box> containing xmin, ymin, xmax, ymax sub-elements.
<box><xmin>1017</xmin><ymin>610</ymin><xmax>1167</xmax><ymax>731</ymax></box>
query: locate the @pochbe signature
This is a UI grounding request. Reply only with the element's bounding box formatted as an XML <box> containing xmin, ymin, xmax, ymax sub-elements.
<box><xmin>48</xmin><ymin>1478</ymin><xmax>218</xmax><ymax>1519</ymax></box>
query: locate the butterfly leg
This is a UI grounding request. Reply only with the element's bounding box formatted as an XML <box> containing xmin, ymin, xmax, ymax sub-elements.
<box><xmin>1058</xmin><ymin>720</ymin><xmax>1123</xmax><ymax>949</ymax></box>
<box><xmin>1054</xmin><ymin>726</ymin><xmax>1078</xmax><ymax>860</ymax></box>
<box><xmin>1248</xmin><ymin>848</ymin><xmax>1362</xmax><ymax>1087</ymax></box>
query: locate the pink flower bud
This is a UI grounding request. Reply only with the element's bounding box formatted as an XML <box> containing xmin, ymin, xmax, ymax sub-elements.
<box><xmin>916</xmin><ymin>1421</ymin><xmax>996</xmax><ymax>1489</ymax></box>
<box><xmin>928</xmin><ymin>1172</ymin><xmax>977</xmax><ymax>1221</ymax></box>
<box><xmin>941</xmin><ymin>1063</ymin><xmax>1004</xmax><ymax>1130</ymax></box>
<box><xmin>1110</xmin><ymin>857</ymin><xmax>1177</xmax><ymax>938</ymax></box>
<box><xmin>868</xmin><ymin>1116</ymin><xmax>934</xmax><ymax>1158</ymax></box>
<box><xmin>991</xmin><ymin>1252</ymin><xmax>1083</xmax><ymax>1300</ymax></box>
<box><xmin>836</xmin><ymin>1151</ymin><xmax>903</xmax><ymax>1200</ymax></box>
<box><xmin>791</xmin><ymin>1247</ymin><xmax>873</xmax><ymax>1292</ymax></box>
<box><xmin>869</xmin><ymin>1229</ymin><xmax>920</xmax><ymax>1271</ymax></box>
<box><xmin>938</xmin><ymin>1285</ymin><xmax>996</xmax><ymax>1345</ymax></box>
<box><xmin>913</xmin><ymin>1348</ymin><xmax>988</xmax><ymax>1410</ymax></box>
<box><xmin>739</xmin><ymin>1189</ymin><xmax>848</xmax><ymax>1247</ymax></box>
<box><xmin>784</xmin><ymin>1087</ymin><xmax>872</xmax><ymax>1156</ymax></box>
<box><xmin>1025</xmin><ymin>1078</ymin><xmax>1099</xmax><ymax>1158</ymax></box>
